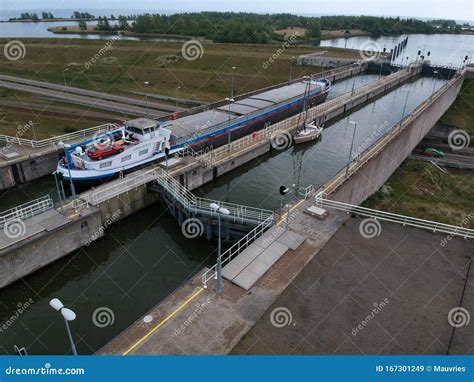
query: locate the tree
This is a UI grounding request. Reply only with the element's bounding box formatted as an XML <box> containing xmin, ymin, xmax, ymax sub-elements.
<box><xmin>118</xmin><ymin>15</ymin><xmax>129</xmax><ymax>30</ymax></box>
<box><xmin>31</xmin><ymin>13</ymin><xmax>39</xmax><ymax>22</ymax></box>
<box><xmin>78</xmin><ymin>20</ymin><xmax>87</xmax><ymax>31</ymax></box>
<box><xmin>310</xmin><ymin>19</ymin><xmax>321</xmax><ymax>38</ymax></box>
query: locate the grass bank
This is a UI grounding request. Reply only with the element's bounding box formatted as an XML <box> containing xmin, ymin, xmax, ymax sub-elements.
<box><xmin>440</xmin><ymin>79</ymin><xmax>474</xmax><ymax>135</ymax></box>
<box><xmin>363</xmin><ymin>160</ymin><xmax>474</xmax><ymax>228</ymax></box>
<box><xmin>0</xmin><ymin>38</ymin><xmax>359</xmax><ymax>104</ymax></box>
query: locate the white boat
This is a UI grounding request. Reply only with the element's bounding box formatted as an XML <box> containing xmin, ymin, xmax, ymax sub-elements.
<box><xmin>293</xmin><ymin>121</ymin><xmax>323</xmax><ymax>144</ymax></box>
<box><xmin>56</xmin><ymin>118</ymin><xmax>174</xmax><ymax>183</ymax></box>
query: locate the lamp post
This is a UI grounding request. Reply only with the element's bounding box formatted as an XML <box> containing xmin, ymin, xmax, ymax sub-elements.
<box><xmin>279</xmin><ymin>185</ymin><xmax>290</xmax><ymax>229</ymax></box>
<box><xmin>210</xmin><ymin>203</ymin><xmax>230</xmax><ymax>293</ymax></box>
<box><xmin>63</xmin><ymin>68</ymin><xmax>69</xmax><ymax>87</ymax></box>
<box><xmin>53</xmin><ymin>171</ymin><xmax>64</xmax><ymax>213</ymax></box>
<box><xmin>49</xmin><ymin>298</ymin><xmax>77</xmax><ymax>356</ymax></box>
<box><xmin>289</xmin><ymin>56</ymin><xmax>296</xmax><ymax>83</ymax></box>
<box><xmin>225</xmin><ymin>97</ymin><xmax>234</xmax><ymax>151</ymax></box>
<box><xmin>59</xmin><ymin>142</ymin><xmax>76</xmax><ymax>199</ymax></box>
<box><xmin>144</xmin><ymin>81</ymin><xmax>149</xmax><ymax>117</ymax></box>
<box><xmin>345</xmin><ymin>121</ymin><xmax>357</xmax><ymax>179</ymax></box>
<box><xmin>430</xmin><ymin>71</ymin><xmax>438</xmax><ymax>102</ymax></box>
<box><xmin>175</xmin><ymin>86</ymin><xmax>181</xmax><ymax>108</ymax></box>
<box><xmin>230</xmin><ymin>66</ymin><xmax>236</xmax><ymax>99</ymax></box>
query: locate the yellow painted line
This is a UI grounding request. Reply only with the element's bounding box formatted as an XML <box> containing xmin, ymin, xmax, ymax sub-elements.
<box><xmin>276</xmin><ymin>199</ymin><xmax>305</xmax><ymax>226</ymax></box>
<box><xmin>122</xmin><ymin>287</ymin><xmax>205</xmax><ymax>356</ymax></box>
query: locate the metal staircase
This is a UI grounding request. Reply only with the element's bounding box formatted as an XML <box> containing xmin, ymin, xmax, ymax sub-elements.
<box><xmin>152</xmin><ymin>170</ymin><xmax>274</xmax><ymax>238</ymax></box>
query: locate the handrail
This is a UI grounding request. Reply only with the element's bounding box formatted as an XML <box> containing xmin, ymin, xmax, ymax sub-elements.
<box><xmin>315</xmin><ymin>193</ymin><xmax>474</xmax><ymax>239</ymax></box>
<box><xmin>154</xmin><ymin>169</ymin><xmax>273</xmax><ymax>225</ymax></box>
<box><xmin>201</xmin><ymin>215</ymin><xmax>274</xmax><ymax>287</ymax></box>
<box><xmin>0</xmin><ymin>123</ymin><xmax>120</xmax><ymax>149</ymax></box>
<box><xmin>0</xmin><ymin>195</ymin><xmax>54</xmax><ymax>228</ymax></box>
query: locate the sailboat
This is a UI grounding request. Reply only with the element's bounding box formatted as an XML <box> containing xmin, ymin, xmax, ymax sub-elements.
<box><xmin>293</xmin><ymin>78</ymin><xmax>325</xmax><ymax>144</ymax></box>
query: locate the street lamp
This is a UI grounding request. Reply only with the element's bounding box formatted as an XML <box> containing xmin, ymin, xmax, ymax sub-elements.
<box><xmin>230</xmin><ymin>66</ymin><xmax>236</xmax><ymax>99</ymax></box>
<box><xmin>144</xmin><ymin>81</ymin><xmax>149</xmax><ymax>117</ymax></box>
<box><xmin>345</xmin><ymin>121</ymin><xmax>357</xmax><ymax>179</ymax></box>
<box><xmin>49</xmin><ymin>298</ymin><xmax>77</xmax><ymax>356</ymax></box>
<box><xmin>225</xmin><ymin>97</ymin><xmax>234</xmax><ymax>151</ymax></box>
<box><xmin>210</xmin><ymin>203</ymin><xmax>230</xmax><ymax>293</ymax></box>
<box><xmin>430</xmin><ymin>71</ymin><xmax>438</xmax><ymax>102</ymax></box>
<box><xmin>175</xmin><ymin>86</ymin><xmax>181</xmax><ymax>108</ymax></box>
<box><xmin>63</xmin><ymin>68</ymin><xmax>69</xmax><ymax>87</ymax></box>
<box><xmin>289</xmin><ymin>57</ymin><xmax>294</xmax><ymax>82</ymax></box>
<box><xmin>58</xmin><ymin>141</ymin><xmax>76</xmax><ymax>199</ymax></box>
<box><xmin>279</xmin><ymin>185</ymin><xmax>290</xmax><ymax>228</ymax></box>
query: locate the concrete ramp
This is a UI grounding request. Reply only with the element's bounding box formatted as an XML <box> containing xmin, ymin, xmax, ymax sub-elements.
<box><xmin>222</xmin><ymin>228</ymin><xmax>305</xmax><ymax>290</ymax></box>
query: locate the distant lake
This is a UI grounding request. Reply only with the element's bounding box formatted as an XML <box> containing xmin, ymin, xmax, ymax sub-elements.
<box><xmin>320</xmin><ymin>34</ymin><xmax>474</xmax><ymax>66</ymax></box>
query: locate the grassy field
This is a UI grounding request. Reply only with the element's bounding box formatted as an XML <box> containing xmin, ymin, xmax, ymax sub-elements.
<box><xmin>363</xmin><ymin>160</ymin><xmax>474</xmax><ymax>228</ymax></box>
<box><xmin>0</xmin><ymin>88</ymin><xmax>126</xmax><ymax>139</ymax></box>
<box><xmin>0</xmin><ymin>38</ymin><xmax>359</xmax><ymax>103</ymax></box>
<box><xmin>440</xmin><ymin>79</ymin><xmax>474</xmax><ymax>135</ymax></box>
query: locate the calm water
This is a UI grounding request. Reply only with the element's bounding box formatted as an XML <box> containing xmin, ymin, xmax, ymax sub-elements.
<box><xmin>0</xmin><ymin>74</ymin><xmax>445</xmax><ymax>355</ymax></box>
<box><xmin>320</xmin><ymin>34</ymin><xmax>474</xmax><ymax>66</ymax></box>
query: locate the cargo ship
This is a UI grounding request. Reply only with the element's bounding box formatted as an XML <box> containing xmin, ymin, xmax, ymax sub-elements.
<box><xmin>56</xmin><ymin>77</ymin><xmax>330</xmax><ymax>183</ymax></box>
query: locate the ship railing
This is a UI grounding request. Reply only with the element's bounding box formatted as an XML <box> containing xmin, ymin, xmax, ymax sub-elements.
<box><xmin>201</xmin><ymin>214</ymin><xmax>274</xmax><ymax>287</ymax></box>
<box><xmin>0</xmin><ymin>195</ymin><xmax>54</xmax><ymax>229</ymax></box>
<box><xmin>0</xmin><ymin>123</ymin><xmax>120</xmax><ymax>150</ymax></box>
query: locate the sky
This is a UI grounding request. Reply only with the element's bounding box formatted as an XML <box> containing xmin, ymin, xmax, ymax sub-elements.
<box><xmin>1</xmin><ymin>0</ymin><xmax>473</xmax><ymax>21</ymax></box>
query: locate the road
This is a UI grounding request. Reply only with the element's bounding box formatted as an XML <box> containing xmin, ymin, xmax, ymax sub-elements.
<box><xmin>0</xmin><ymin>74</ymin><xmax>182</xmax><ymax>118</ymax></box>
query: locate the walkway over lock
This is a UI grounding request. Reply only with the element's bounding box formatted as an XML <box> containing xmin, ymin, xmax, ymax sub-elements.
<box><xmin>153</xmin><ymin>170</ymin><xmax>274</xmax><ymax>227</ymax></box>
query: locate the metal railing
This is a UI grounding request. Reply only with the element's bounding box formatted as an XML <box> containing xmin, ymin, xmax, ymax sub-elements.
<box><xmin>315</xmin><ymin>192</ymin><xmax>474</xmax><ymax>239</ymax></box>
<box><xmin>0</xmin><ymin>195</ymin><xmax>54</xmax><ymax>229</ymax></box>
<box><xmin>201</xmin><ymin>214</ymin><xmax>274</xmax><ymax>287</ymax></box>
<box><xmin>0</xmin><ymin>123</ymin><xmax>119</xmax><ymax>149</ymax></box>
<box><xmin>155</xmin><ymin>170</ymin><xmax>273</xmax><ymax>226</ymax></box>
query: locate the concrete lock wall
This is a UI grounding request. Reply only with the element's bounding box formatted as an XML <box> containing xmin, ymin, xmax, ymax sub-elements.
<box><xmin>0</xmin><ymin>149</ymin><xmax>61</xmax><ymax>191</ymax></box>
<box><xmin>330</xmin><ymin>73</ymin><xmax>465</xmax><ymax>206</ymax></box>
<box><xmin>0</xmin><ymin>208</ymin><xmax>104</xmax><ymax>288</ymax></box>
<box><xmin>95</xmin><ymin>184</ymin><xmax>161</xmax><ymax>222</ymax></box>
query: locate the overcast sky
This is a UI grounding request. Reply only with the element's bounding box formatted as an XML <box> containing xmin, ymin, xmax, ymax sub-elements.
<box><xmin>1</xmin><ymin>0</ymin><xmax>473</xmax><ymax>21</ymax></box>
